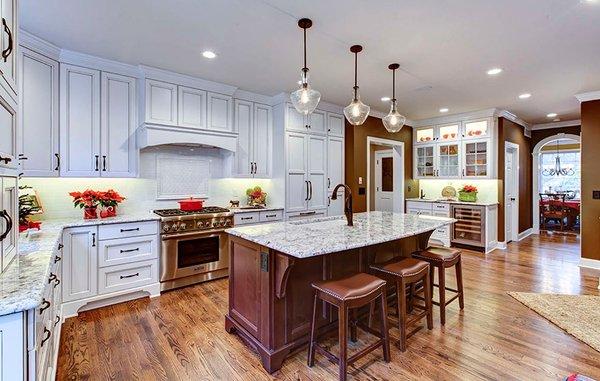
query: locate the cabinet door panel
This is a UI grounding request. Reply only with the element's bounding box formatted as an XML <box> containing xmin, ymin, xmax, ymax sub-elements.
<box><xmin>0</xmin><ymin>91</ymin><xmax>16</xmax><ymax>169</ymax></box>
<box><xmin>308</xmin><ymin>110</ymin><xmax>326</xmax><ymax>135</ymax></box>
<box><xmin>59</xmin><ymin>64</ymin><xmax>101</xmax><ymax>177</ymax></box>
<box><xmin>308</xmin><ymin>135</ymin><xmax>327</xmax><ymax>209</ymax></box>
<box><xmin>286</xmin><ymin>104</ymin><xmax>306</xmax><ymax>132</ymax></box>
<box><xmin>101</xmin><ymin>72</ymin><xmax>137</xmax><ymax>177</ymax></box>
<box><xmin>253</xmin><ymin>103</ymin><xmax>272</xmax><ymax>177</ymax></box>
<box><xmin>63</xmin><ymin>226</ymin><xmax>98</xmax><ymax>302</ymax></box>
<box><xmin>145</xmin><ymin>79</ymin><xmax>177</xmax><ymax>125</ymax></box>
<box><xmin>286</xmin><ymin>133</ymin><xmax>307</xmax><ymax>212</ymax></box>
<box><xmin>178</xmin><ymin>86</ymin><xmax>206</xmax><ymax>129</ymax></box>
<box><xmin>462</xmin><ymin>139</ymin><xmax>491</xmax><ymax>178</ymax></box>
<box><xmin>327</xmin><ymin>113</ymin><xmax>344</xmax><ymax>137</ymax></box>
<box><xmin>207</xmin><ymin>92</ymin><xmax>232</xmax><ymax>132</ymax></box>
<box><xmin>327</xmin><ymin>136</ymin><xmax>343</xmax><ymax>190</ymax></box>
<box><xmin>0</xmin><ymin>0</ymin><xmax>17</xmax><ymax>93</ymax></box>
<box><xmin>1</xmin><ymin>176</ymin><xmax>17</xmax><ymax>271</ymax></box>
<box><xmin>20</xmin><ymin>48</ymin><xmax>59</xmax><ymax>176</ymax></box>
<box><xmin>0</xmin><ymin>313</ymin><xmax>24</xmax><ymax>381</ymax></box>
<box><xmin>234</xmin><ymin>99</ymin><xmax>253</xmax><ymax>177</ymax></box>
<box><xmin>328</xmin><ymin>191</ymin><xmax>344</xmax><ymax>216</ymax></box>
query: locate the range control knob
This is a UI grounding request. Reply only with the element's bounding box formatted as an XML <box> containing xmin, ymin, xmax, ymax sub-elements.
<box><xmin>179</xmin><ymin>222</ymin><xmax>187</xmax><ymax>231</ymax></box>
<box><xmin>212</xmin><ymin>221</ymin><xmax>218</xmax><ymax>227</ymax></box>
<box><xmin>196</xmin><ymin>221</ymin><xmax>204</xmax><ymax>229</ymax></box>
<box><xmin>225</xmin><ymin>220</ymin><xmax>232</xmax><ymax>227</ymax></box>
<box><xmin>162</xmin><ymin>224</ymin><xmax>170</xmax><ymax>232</ymax></box>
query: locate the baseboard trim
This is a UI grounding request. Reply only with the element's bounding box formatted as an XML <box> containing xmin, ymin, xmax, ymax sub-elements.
<box><xmin>579</xmin><ymin>258</ymin><xmax>600</xmax><ymax>289</ymax></box>
<box><xmin>497</xmin><ymin>241</ymin><xmax>508</xmax><ymax>250</ymax></box>
<box><xmin>518</xmin><ymin>228</ymin><xmax>533</xmax><ymax>241</ymax></box>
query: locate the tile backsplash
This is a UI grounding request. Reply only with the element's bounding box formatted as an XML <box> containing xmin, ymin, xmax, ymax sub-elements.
<box><xmin>418</xmin><ymin>179</ymin><xmax>499</xmax><ymax>203</ymax></box>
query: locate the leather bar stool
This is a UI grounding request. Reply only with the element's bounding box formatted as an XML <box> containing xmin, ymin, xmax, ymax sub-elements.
<box><xmin>370</xmin><ymin>258</ymin><xmax>433</xmax><ymax>352</ymax></box>
<box><xmin>308</xmin><ymin>273</ymin><xmax>391</xmax><ymax>381</ymax></box>
<box><xmin>412</xmin><ymin>246</ymin><xmax>464</xmax><ymax>325</ymax></box>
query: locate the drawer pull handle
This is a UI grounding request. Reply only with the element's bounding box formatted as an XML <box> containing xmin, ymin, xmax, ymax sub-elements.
<box><xmin>53</xmin><ymin>278</ymin><xmax>61</xmax><ymax>288</ymax></box>
<box><xmin>58</xmin><ymin>243</ymin><xmax>64</xmax><ymax>250</ymax></box>
<box><xmin>92</xmin><ymin>233</ymin><xmax>96</xmax><ymax>247</ymax></box>
<box><xmin>120</xmin><ymin>272</ymin><xmax>139</xmax><ymax>279</ymax></box>
<box><xmin>48</xmin><ymin>273</ymin><xmax>57</xmax><ymax>283</ymax></box>
<box><xmin>54</xmin><ymin>255</ymin><xmax>62</xmax><ymax>263</ymax></box>
<box><xmin>240</xmin><ymin>217</ymin><xmax>253</xmax><ymax>221</ymax></box>
<box><xmin>299</xmin><ymin>211</ymin><xmax>316</xmax><ymax>216</ymax></box>
<box><xmin>39</xmin><ymin>299</ymin><xmax>51</xmax><ymax>314</ymax></box>
<box><xmin>41</xmin><ymin>327</ymin><xmax>51</xmax><ymax>347</ymax></box>
<box><xmin>120</xmin><ymin>228</ymin><xmax>140</xmax><ymax>232</ymax></box>
<box><xmin>265</xmin><ymin>214</ymin><xmax>277</xmax><ymax>218</ymax></box>
<box><xmin>120</xmin><ymin>248</ymin><xmax>140</xmax><ymax>253</ymax></box>
<box><xmin>54</xmin><ymin>315</ymin><xmax>60</xmax><ymax>326</ymax></box>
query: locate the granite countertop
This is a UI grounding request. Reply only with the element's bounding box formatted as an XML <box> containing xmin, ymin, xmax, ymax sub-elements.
<box><xmin>225</xmin><ymin>211</ymin><xmax>455</xmax><ymax>259</ymax></box>
<box><xmin>405</xmin><ymin>198</ymin><xmax>499</xmax><ymax>207</ymax></box>
<box><xmin>230</xmin><ymin>206</ymin><xmax>284</xmax><ymax>214</ymax></box>
<box><xmin>0</xmin><ymin>212</ymin><xmax>160</xmax><ymax>317</ymax></box>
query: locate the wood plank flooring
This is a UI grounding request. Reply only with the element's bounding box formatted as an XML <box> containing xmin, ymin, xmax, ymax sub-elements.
<box><xmin>57</xmin><ymin>232</ymin><xmax>600</xmax><ymax>380</ymax></box>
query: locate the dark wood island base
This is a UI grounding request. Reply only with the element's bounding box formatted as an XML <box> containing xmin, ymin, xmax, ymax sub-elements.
<box><xmin>225</xmin><ymin>230</ymin><xmax>434</xmax><ymax>373</ymax></box>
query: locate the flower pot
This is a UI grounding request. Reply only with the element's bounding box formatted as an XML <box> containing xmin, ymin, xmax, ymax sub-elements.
<box><xmin>458</xmin><ymin>191</ymin><xmax>477</xmax><ymax>202</ymax></box>
<box><xmin>84</xmin><ymin>206</ymin><xmax>98</xmax><ymax>219</ymax></box>
<box><xmin>100</xmin><ymin>206</ymin><xmax>117</xmax><ymax>218</ymax></box>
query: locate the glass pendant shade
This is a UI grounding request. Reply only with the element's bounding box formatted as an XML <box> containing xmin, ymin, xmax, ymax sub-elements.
<box><xmin>382</xmin><ymin>102</ymin><xmax>406</xmax><ymax>133</ymax></box>
<box><xmin>343</xmin><ymin>45</ymin><xmax>370</xmax><ymax>125</ymax></box>
<box><xmin>291</xmin><ymin>72</ymin><xmax>321</xmax><ymax>115</ymax></box>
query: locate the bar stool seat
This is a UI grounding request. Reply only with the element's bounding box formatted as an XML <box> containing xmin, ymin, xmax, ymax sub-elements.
<box><xmin>308</xmin><ymin>273</ymin><xmax>391</xmax><ymax>381</ymax></box>
<box><xmin>414</xmin><ymin>247</ymin><xmax>461</xmax><ymax>265</ymax></box>
<box><xmin>372</xmin><ymin>258</ymin><xmax>429</xmax><ymax>278</ymax></box>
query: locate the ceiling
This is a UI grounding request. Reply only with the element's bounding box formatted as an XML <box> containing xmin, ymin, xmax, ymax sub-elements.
<box><xmin>21</xmin><ymin>0</ymin><xmax>600</xmax><ymax>124</ymax></box>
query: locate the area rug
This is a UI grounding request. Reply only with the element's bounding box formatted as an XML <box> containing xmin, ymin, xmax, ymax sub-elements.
<box><xmin>508</xmin><ymin>292</ymin><xmax>600</xmax><ymax>353</ymax></box>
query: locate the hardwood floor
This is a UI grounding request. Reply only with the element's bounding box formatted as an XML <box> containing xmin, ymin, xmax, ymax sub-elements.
<box><xmin>57</xmin><ymin>232</ymin><xmax>600</xmax><ymax>380</ymax></box>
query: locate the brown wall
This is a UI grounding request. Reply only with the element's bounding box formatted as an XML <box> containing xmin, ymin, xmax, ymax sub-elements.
<box><xmin>345</xmin><ymin>116</ymin><xmax>418</xmax><ymax>213</ymax></box>
<box><xmin>531</xmin><ymin>125</ymin><xmax>581</xmax><ymax>149</ymax></box>
<box><xmin>497</xmin><ymin>118</ymin><xmax>533</xmax><ymax>241</ymax></box>
<box><xmin>581</xmin><ymin>100</ymin><xmax>600</xmax><ymax>260</ymax></box>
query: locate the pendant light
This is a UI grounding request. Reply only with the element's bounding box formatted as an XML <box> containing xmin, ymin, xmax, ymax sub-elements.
<box><xmin>343</xmin><ymin>45</ymin><xmax>370</xmax><ymax>125</ymax></box>
<box><xmin>290</xmin><ymin>18</ymin><xmax>321</xmax><ymax>115</ymax></box>
<box><xmin>382</xmin><ymin>63</ymin><xmax>406</xmax><ymax>133</ymax></box>
<box><xmin>542</xmin><ymin>140</ymin><xmax>575</xmax><ymax>176</ymax></box>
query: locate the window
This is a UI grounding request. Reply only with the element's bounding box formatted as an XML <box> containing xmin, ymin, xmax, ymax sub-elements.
<box><xmin>540</xmin><ymin>150</ymin><xmax>580</xmax><ymax>198</ymax></box>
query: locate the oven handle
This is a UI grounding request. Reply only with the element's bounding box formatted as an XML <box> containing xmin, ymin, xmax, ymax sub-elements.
<box><xmin>161</xmin><ymin>230</ymin><xmax>225</xmax><ymax>241</ymax></box>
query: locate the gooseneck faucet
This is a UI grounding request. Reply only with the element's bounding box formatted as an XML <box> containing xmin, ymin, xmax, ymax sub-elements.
<box><xmin>331</xmin><ymin>184</ymin><xmax>353</xmax><ymax>226</ymax></box>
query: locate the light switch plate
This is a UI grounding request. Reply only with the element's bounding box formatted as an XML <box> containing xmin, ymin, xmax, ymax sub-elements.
<box><xmin>358</xmin><ymin>177</ymin><xmax>363</xmax><ymax>185</ymax></box>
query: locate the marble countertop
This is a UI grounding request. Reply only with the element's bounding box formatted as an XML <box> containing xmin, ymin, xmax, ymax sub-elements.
<box><xmin>230</xmin><ymin>207</ymin><xmax>284</xmax><ymax>214</ymax></box>
<box><xmin>0</xmin><ymin>212</ymin><xmax>160</xmax><ymax>317</ymax></box>
<box><xmin>225</xmin><ymin>211</ymin><xmax>455</xmax><ymax>258</ymax></box>
<box><xmin>405</xmin><ymin>198</ymin><xmax>499</xmax><ymax>207</ymax></box>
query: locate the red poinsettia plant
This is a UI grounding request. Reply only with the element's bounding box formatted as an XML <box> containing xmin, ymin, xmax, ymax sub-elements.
<box><xmin>98</xmin><ymin>189</ymin><xmax>126</xmax><ymax>208</ymax></box>
<box><xmin>69</xmin><ymin>189</ymin><xmax>102</xmax><ymax>208</ymax></box>
<box><xmin>459</xmin><ymin>184</ymin><xmax>478</xmax><ymax>193</ymax></box>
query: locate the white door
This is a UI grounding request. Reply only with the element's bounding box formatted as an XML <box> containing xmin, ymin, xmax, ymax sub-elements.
<box><xmin>327</xmin><ymin>136</ymin><xmax>344</xmax><ymax>190</ymax></box>
<box><xmin>0</xmin><ymin>0</ymin><xmax>17</xmax><ymax>93</ymax></box>
<box><xmin>1</xmin><ymin>176</ymin><xmax>16</xmax><ymax>271</ymax></box>
<box><xmin>60</xmin><ymin>64</ymin><xmax>101</xmax><ymax>177</ymax></box>
<box><xmin>178</xmin><ymin>86</ymin><xmax>207</xmax><ymax>129</ymax></box>
<box><xmin>307</xmin><ymin>135</ymin><xmax>327</xmax><ymax>210</ymax></box>
<box><xmin>462</xmin><ymin>138</ymin><xmax>491</xmax><ymax>178</ymax></box>
<box><xmin>207</xmin><ymin>92</ymin><xmax>233</xmax><ymax>132</ymax></box>
<box><xmin>252</xmin><ymin>103</ymin><xmax>272</xmax><ymax>177</ymax></box>
<box><xmin>62</xmin><ymin>226</ymin><xmax>98</xmax><ymax>302</ymax></box>
<box><xmin>0</xmin><ymin>313</ymin><xmax>24</xmax><ymax>381</ymax></box>
<box><xmin>286</xmin><ymin>132</ymin><xmax>308</xmax><ymax>212</ymax></box>
<box><xmin>145</xmin><ymin>79</ymin><xmax>177</xmax><ymax>125</ymax></box>
<box><xmin>505</xmin><ymin>144</ymin><xmax>519</xmax><ymax>242</ymax></box>
<box><xmin>20</xmin><ymin>48</ymin><xmax>59</xmax><ymax>177</ymax></box>
<box><xmin>0</xmin><ymin>89</ymin><xmax>16</xmax><ymax>170</ymax></box>
<box><xmin>375</xmin><ymin>150</ymin><xmax>394</xmax><ymax>211</ymax></box>
<box><xmin>308</xmin><ymin>109</ymin><xmax>326</xmax><ymax>135</ymax></box>
<box><xmin>414</xmin><ymin>144</ymin><xmax>435</xmax><ymax>178</ymax></box>
<box><xmin>437</xmin><ymin>143</ymin><xmax>461</xmax><ymax>178</ymax></box>
<box><xmin>327</xmin><ymin>112</ymin><xmax>344</xmax><ymax>137</ymax></box>
<box><xmin>234</xmin><ymin>99</ymin><xmax>253</xmax><ymax>177</ymax></box>
<box><xmin>101</xmin><ymin>72</ymin><xmax>137</xmax><ymax>177</ymax></box>
<box><xmin>286</xmin><ymin>103</ymin><xmax>307</xmax><ymax>132</ymax></box>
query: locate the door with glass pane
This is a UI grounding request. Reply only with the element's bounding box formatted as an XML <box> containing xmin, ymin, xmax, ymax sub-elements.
<box><xmin>462</xmin><ymin>139</ymin><xmax>490</xmax><ymax>178</ymax></box>
<box><xmin>437</xmin><ymin>143</ymin><xmax>460</xmax><ymax>178</ymax></box>
<box><xmin>415</xmin><ymin>144</ymin><xmax>435</xmax><ymax>178</ymax></box>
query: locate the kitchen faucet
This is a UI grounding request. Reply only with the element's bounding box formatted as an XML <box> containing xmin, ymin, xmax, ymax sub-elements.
<box><xmin>331</xmin><ymin>184</ymin><xmax>353</xmax><ymax>226</ymax></box>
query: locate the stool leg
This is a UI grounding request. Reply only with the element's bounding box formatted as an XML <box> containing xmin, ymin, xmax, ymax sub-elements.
<box><xmin>368</xmin><ymin>300</ymin><xmax>375</xmax><ymax>328</ymax></box>
<box><xmin>350</xmin><ymin>308</ymin><xmax>358</xmax><ymax>343</ymax></box>
<box><xmin>307</xmin><ymin>292</ymin><xmax>318</xmax><ymax>367</ymax></box>
<box><xmin>424</xmin><ymin>269</ymin><xmax>433</xmax><ymax>330</ymax></box>
<box><xmin>456</xmin><ymin>258</ymin><xmax>465</xmax><ymax>310</ymax></box>
<box><xmin>439</xmin><ymin>265</ymin><xmax>446</xmax><ymax>326</ymax></box>
<box><xmin>379</xmin><ymin>289</ymin><xmax>391</xmax><ymax>362</ymax></box>
<box><xmin>338</xmin><ymin>303</ymin><xmax>348</xmax><ymax>381</ymax></box>
<box><xmin>408</xmin><ymin>283</ymin><xmax>416</xmax><ymax>313</ymax></box>
<box><xmin>397</xmin><ymin>279</ymin><xmax>407</xmax><ymax>352</ymax></box>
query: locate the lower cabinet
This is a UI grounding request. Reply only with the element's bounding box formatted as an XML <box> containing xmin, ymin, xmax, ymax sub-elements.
<box><xmin>406</xmin><ymin>201</ymin><xmax>451</xmax><ymax>247</ymax></box>
<box><xmin>233</xmin><ymin>209</ymin><xmax>283</xmax><ymax>226</ymax></box>
<box><xmin>286</xmin><ymin>209</ymin><xmax>327</xmax><ymax>221</ymax></box>
<box><xmin>0</xmin><ymin>311</ymin><xmax>25</xmax><ymax>380</ymax></box>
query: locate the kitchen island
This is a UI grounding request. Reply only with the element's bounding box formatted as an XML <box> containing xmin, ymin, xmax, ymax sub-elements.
<box><xmin>224</xmin><ymin>211</ymin><xmax>455</xmax><ymax>373</ymax></box>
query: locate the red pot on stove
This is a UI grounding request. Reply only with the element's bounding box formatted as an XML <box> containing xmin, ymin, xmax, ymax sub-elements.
<box><xmin>178</xmin><ymin>197</ymin><xmax>204</xmax><ymax>211</ymax></box>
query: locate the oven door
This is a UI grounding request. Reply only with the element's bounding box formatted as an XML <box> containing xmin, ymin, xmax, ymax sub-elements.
<box><xmin>160</xmin><ymin>231</ymin><xmax>229</xmax><ymax>282</ymax></box>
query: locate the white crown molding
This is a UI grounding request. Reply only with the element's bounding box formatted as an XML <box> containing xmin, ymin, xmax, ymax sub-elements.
<box><xmin>530</xmin><ymin>119</ymin><xmax>581</xmax><ymax>130</ymax></box>
<box><xmin>19</xmin><ymin>29</ymin><xmax>61</xmax><ymax>60</ymax></box>
<box><xmin>575</xmin><ymin>91</ymin><xmax>600</xmax><ymax>103</ymax></box>
<box><xmin>60</xmin><ymin>49</ymin><xmax>141</xmax><ymax>77</ymax></box>
<box><xmin>232</xmin><ymin>89</ymin><xmax>273</xmax><ymax>105</ymax></box>
<box><xmin>411</xmin><ymin>108</ymin><xmax>499</xmax><ymax>128</ymax></box>
<box><xmin>497</xmin><ymin>109</ymin><xmax>531</xmax><ymax>130</ymax></box>
<box><xmin>139</xmin><ymin>65</ymin><xmax>237</xmax><ymax>96</ymax></box>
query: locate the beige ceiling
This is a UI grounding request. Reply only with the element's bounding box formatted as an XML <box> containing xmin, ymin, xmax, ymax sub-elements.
<box><xmin>21</xmin><ymin>0</ymin><xmax>600</xmax><ymax>123</ymax></box>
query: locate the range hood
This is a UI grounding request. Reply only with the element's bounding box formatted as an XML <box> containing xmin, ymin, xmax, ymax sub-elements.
<box><xmin>137</xmin><ymin>123</ymin><xmax>237</xmax><ymax>152</ymax></box>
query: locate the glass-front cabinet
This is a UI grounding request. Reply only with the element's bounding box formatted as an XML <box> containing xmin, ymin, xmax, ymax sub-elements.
<box><xmin>415</xmin><ymin>126</ymin><xmax>435</xmax><ymax>144</ymax></box>
<box><xmin>463</xmin><ymin>118</ymin><xmax>490</xmax><ymax>139</ymax></box>
<box><xmin>462</xmin><ymin>139</ymin><xmax>491</xmax><ymax>178</ymax></box>
<box><xmin>437</xmin><ymin>143</ymin><xmax>460</xmax><ymax>178</ymax></box>
<box><xmin>415</xmin><ymin>145</ymin><xmax>435</xmax><ymax>178</ymax></box>
<box><xmin>438</xmin><ymin>123</ymin><xmax>460</xmax><ymax>142</ymax></box>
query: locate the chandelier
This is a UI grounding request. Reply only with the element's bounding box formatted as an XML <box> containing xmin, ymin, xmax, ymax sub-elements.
<box><xmin>542</xmin><ymin>140</ymin><xmax>575</xmax><ymax>176</ymax></box>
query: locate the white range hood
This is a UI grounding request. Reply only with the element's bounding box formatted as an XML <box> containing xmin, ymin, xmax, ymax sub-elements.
<box><xmin>137</xmin><ymin>123</ymin><xmax>238</xmax><ymax>152</ymax></box>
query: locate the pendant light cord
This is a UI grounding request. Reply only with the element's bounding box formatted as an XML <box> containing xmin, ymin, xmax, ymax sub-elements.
<box><xmin>392</xmin><ymin>68</ymin><xmax>396</xmax><ymax>102</ymax></box>
<box><xmin>353</xmin><ymin>51</ymin><xmax>358</xmax><ymax>100</ymax></box>
<box><xmin>303</xmin><ymin>27</ymin><xmax>308</xmax><ymax>73</ymax></box>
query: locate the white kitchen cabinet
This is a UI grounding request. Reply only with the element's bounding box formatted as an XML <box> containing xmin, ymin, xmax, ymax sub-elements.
<box><xmin>62</xmin><ymin>226</ymin><xmax>98</xmax><ymax>302</ymax></box>
<box><xmin>178</xmin><ymin>85</ymin><xmax>206</xmax><ymax>129</ymax></box>
<box><xmin>0</xmin><ymin>312</ymin><xmax>24</xmax><ymax>381</ymax></box>
<box><xmin>462</xmin><ymin>118</ymin><xmax>490</xmax><ymax>140</ymax></box>
<box><xmin>414</xmin><ymin>126</ymin><xmax>435</xmax><ymax>145</ymax></box>
<box><xmin>307</xmin><ymin>135</ymin><xmax>327</xmax><ymax>210</ymax></box>
<box><xmin>286</xmin><ymin>132</ymin><xmax>308</xmax><ymax>213</ymax></box>
<box><xmin>462</xmin><ymin>138</ymin><xmax>492</xmax><ymax>178</ymax></box>
<box><xmin>327</xmin><ymin>112</ymin><xmax>344</xmax><ymax>137</ymax></box>
<box><xmin>437</xmin><ymin>142</ymin><xmax>461</xmax><ymax>178</ymax></box>
<box><xmin>100</xmin><ymin>71</ymin><xmax>137</xmax><ymax>177</ymax></box>
<box><xmin>285</xmin><ymin>103</ymin><xmax>327</xmax><ymax>135</ymax></box>
<box><xmin>405</xmin><ymin>200</ymin><xmax>450</xmax><ymax>247</ymax></box>
<box><xmin>234</xmin><ymin>100</ymin><xmax>272</xmax><ymax>178</ymax></box>
<box><xmin>0</xmin><ymin>0</ymin><xmax>17</xmax><ymax>96</ymax></box>
<box><xmin>1</xmin><ymin>175</ymin><xmax>17</xmax><ymax>272</ymax></box>
<box><xmin>328</xmin><ymin>194</ymin><xmax>344</xmax><ymax>216</ymax></box>
<box><xmin>207</xmin><ymin>92</ymin><xmax>233</xmax><ymax>132</ymax></box>
<box><xmin>0</xmin><ymin>85</ymin><xmax>16</xmax><ymax>171</ymax></box>
<box><xmin>308</xmin><ymin>109</ymin><xmax>326</xmax><ymax>135</ymax></box>
<box><xmin>19</xmin><ymin>47</ymin><xmax>59</xmax><ymax>177</ymax></box>
<box><xmin>145</xmin><ymin>79</ymin><xmax>177</xmax><ymax>125</ymax></box>
<box><xmin>253</xmin><ymin>103</ymin><xmax>272</xmax><ymax>177</ymax></box>
<box><xmin>414</xmin><ymin>144</ymin><xmax>436</xmax><ymax>179</ymax></box>
<box><xmin>59</xmin><ymin>64</ymin><xmax>101</xmax><ymax>177</ymax></box>
<box><xmin>234</xmin><ymin>99</ymin><xmax>253</xmax><ymax>176</ymax></box>
<box><xmin>327</xmin><ymin>136</ymin><xmax>344</xmax><ymax>190</ymax></box>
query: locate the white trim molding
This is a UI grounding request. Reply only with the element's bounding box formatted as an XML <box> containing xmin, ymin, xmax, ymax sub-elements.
<box><xmin>139</xmin><ymin>65</ymin><xmax>237</xmax><ymax>96</ymax></box>
<box><xmin>20</xmin><ymin>29</ymin><xmax>61</xmax><ymax>60</ymax></box>
<box><xmin>365</xmin><ymin>136</ymin><xmax>405</xmax><ymax>214</ymax></box>
<box><xmin>579</xmin><ymin>258</ymin><xmax>600</xmax><ymax>289</ymax></box>
<box><xmin>497</xmin><ymin>109</ymin><xmax>531</xmax><ymax>130</ymax></box>
<box><xmin>531</xmin><ymin>120</ymin><xmax>581</xmax><ymax>130</ymax></box>
<box><xmin>575</xmin><ymin>91</ymin><xmax>600</xmax><ymax>103</ymax></box>
<box><xmin>517</xmin><ymin>228</ymin><xmax>533</xmax><ymax>241</ymax></box>
<box><xmin>61</xmin><ymin>49</ymin><xmax>141</xmax><ymax>78</ymax></box>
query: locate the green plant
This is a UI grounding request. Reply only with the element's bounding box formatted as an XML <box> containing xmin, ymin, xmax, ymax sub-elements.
<box><xmin>18</xmin><ymin>185</ymin><xmax>41</xmax><ymax>225</ymax></box>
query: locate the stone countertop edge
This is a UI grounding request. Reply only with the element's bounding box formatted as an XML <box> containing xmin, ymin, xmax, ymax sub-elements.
<box><xmin>0</xmin><ymin>213</ymin><xmax>160</xmax><ymax>317</ymax></box>
<box><xmin>405</xmin><ymin>198</ymin><xmax>499</xmax><ymax>206</ymax></box>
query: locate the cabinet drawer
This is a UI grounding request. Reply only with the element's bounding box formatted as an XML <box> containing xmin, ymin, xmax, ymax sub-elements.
<box><xmin>406</xmin><ymin>201</ymin><xmax>432</xmax><ymax>211</ymax></box>
<box><xmin>98</xmin><ymin>235</ymin><xmax>158</xmax><ymax>268</ymax></box>
<box><xmin>98</xmin><ymin>260</ymin><xmax>157</xmax><ymax>295</ymax></box>
<box><xmin>98</xmin><ymin>221</ymin><xmax>158</xmax><ymax>240</ymax></box>
<box><xmin>286</xmin><ymin>209</ymin><xmax>327</xmax><ymax>221</ymax></box>
<box><xmin>259</xmin><ymin>210</ymin><xmax>283</xmax><ymax>222</ymax></box>
<box><xmin>432</xmin><ymin>203</ymin><xmax>450</xmax><ymax>212</ymax></box>
<box><xmin>234</xmin><ymin>212</ymin><xmax>260</xmax><ymax>225</ymax></box>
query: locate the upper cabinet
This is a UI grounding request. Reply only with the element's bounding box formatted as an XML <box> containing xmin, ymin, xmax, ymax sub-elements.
<box><xmin>0</xmin><ymin>84</ymin><xmax>16</xmax><ymax>171</ymax></box>
<box><xmin>0</xmin><ymin>0</ymin><xmax>17</xmax><ymax>96</ymax></box>
<box><xmin>207</xmin><ymin>92</ymin><xmax>233</xmax><ymax>132</ymax></box>
<box><xmin>178</xmin><ymin>86</ymin><xmax>206</xmax><ymax>129</ymax></box>
<box><xmin>327</xmin><ymin>112</ymin><xmax>344</xmax><ymax>137</ymax></box>
<box><xmin>233</xmin><ymin>100</ymin><xmax>272</xmax><ymax>178</ymax></box>
<box><xmin>145</xmin><ymin>79</ymin><xmax>177</xmax><ymax>125</ymax></box>
<box><xmin>462</xmin><ymin>118</ymin><xmax>490</xmax><ymax>139</ymax></box>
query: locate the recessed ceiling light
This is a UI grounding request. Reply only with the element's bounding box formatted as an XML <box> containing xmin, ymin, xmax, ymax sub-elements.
<box><xmin>202</xmin><ymin>50</ymin><xmax>217</xmax><ymax>59</ymax></box>
<box><xmin>439</xmin><ymin>108</ymin><xmax>449</xmax><ymax>113</ymax></box>
<box><xmin>486</xmin><ymin>68</ymin><xmax>503</xmax><ymax>75</ymax></box>
<box><xmin>518</xmin><ymin>93</ymin><xmax>531</xmax><ymax>99</ymax></box>
<box><xmin>547</xmin><ymin>113</ymin><xmax>558</xmax><ymax>118</ymax></box>
<box><xmin>381</xmin><ymin>97</ymin><xmax>391</xmax><ymax>102</ymax></box>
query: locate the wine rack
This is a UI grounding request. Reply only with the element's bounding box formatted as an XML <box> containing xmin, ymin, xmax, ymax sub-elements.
<box><xmin>451</xmin><ymin>205</ymin><xmax>486</xmax><ymax>247</ymax></box>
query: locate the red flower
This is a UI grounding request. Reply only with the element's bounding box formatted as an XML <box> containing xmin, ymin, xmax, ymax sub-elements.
<box><xmin>460</xmin><ymin>185</ymin><xmax>478</xmax><ymax>193</ymax></box>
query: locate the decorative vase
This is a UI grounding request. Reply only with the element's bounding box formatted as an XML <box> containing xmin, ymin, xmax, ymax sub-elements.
<box><xmin>100</xmin><ymin>206</ymin><xmax>117</xmax><ymax>218</ymax></box>
<box><xmin>84</xmin><ymin>206</ymin><xmax>98</xmax><ymax>219</ymax></box>
<box><xmin>458</xmin><ymin>191</ymin><xmax>477</xmax><ymax>202</ymax></box>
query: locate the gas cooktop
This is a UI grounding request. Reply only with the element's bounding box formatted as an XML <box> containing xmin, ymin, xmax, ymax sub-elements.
<box><xmin>153</xmin><ymin>207</ymin><xmax>231</xmax><ymax>217</ymax></box>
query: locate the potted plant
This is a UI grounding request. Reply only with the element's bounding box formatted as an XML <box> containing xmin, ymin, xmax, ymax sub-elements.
<box><xmin>246</xmin><ymin>186</ymin><xmax>267</xmax><ymax>206</ymax></box>
<box><xmin>69</xmin><ymin>189</ymin><xmax>101</xmax><ymax>219</ymax></box>
<box><xmin>18</xmin><ymin>186</ymin><xmax>42</xmax><ymax>232</ymax></box>
<box><xmin>98</xmin><ymin>189</ymin><xmax>126</xmax><ymax>218</ymax></box>
<box><xmin>458</xmin><ymin>184</ymin><xmax>478</xmax><ymax>202</ymax></box>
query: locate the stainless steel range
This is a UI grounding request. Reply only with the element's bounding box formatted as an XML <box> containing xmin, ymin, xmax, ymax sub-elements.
<box><xmin>154</xmin><ymin>207</ymin><xmax>234</xmax><ymax>291</ymax></box>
